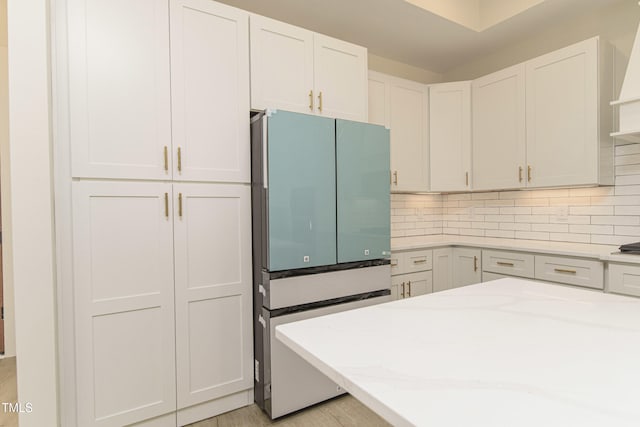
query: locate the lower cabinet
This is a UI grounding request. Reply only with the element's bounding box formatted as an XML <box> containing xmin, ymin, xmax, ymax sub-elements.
<box><xmin>72</xmin><ymin>181</ymin><xmax>252</xmax><ymax>427</ymax></box>
<box><xmin>452</xmin><ymin>248</ymin><xmax>482</xmax><ymax>288</ymax></box>
<box><xmin>433</xmin><ymin>248</ymin><xmax>453</xmax><ymax>292</ymax></box>
<box><xmin>390</xmin><ymin>249</ymin><xmax>433</xmax><ymax>300</ymax></box>
<box><xmin>608</xmin><ymin>264</ymin><xmax>640</xmax><ymax>297</ymax></box>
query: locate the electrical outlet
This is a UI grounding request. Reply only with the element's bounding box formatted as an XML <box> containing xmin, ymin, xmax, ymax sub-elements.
<box><xmin>554</xmin><ymin>206</ymin><xmax>569</xmax><ymax>223</ymax></box>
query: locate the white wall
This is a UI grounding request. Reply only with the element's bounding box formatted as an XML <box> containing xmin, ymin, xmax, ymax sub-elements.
<box><xmin>8</xmin><ymin>0</ymin><xmax>59</xmax><ymax>426</ymax></box>
<box><xmin>368</xmin><ymin>53</ymin><xmax>444</xmax><ymax>84</ymax></box>
<box><xmin>0</xmin><ymin>0</ymin><xmax>15</xmax><ymax>360</ymax></box>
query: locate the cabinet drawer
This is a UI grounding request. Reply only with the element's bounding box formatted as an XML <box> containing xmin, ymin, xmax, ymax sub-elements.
<box><xmin>609</xmin><ymin>264</ymin><xmax>640</xmax><ymax>297</ymax></box>
<box><xmin>482</xmin><ymin>250</ymin><xmax>534</xmax><ymax>279</ymax></box>
<box><xmin>403</xmin><ymin>249</ymin><xmax>433</xmax><ymax>273</ymax></box>
<box><xmin>389</xmin><ymin>252</ymin><xmax>404</xmax><ymax>276</ymax></box>
<box><xmin>534</xmin><ymin>255</ymin><xmax>603</xmax><ymax>289</ymax></box>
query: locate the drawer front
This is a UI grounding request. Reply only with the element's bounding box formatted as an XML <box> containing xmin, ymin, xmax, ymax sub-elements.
<box><xmin>389</xmin><ymin>252</ymin><xmax>404</xmax><ymax>276</ymax></box>
<box><xmin>403</xmin><ymin>249</ymin><xmax>433</xmax><ymax>274</ymax></box>
<box><xmin>482</xmin><ymin>250</ymin><xmax>534</xmax><ymax>279</ymax></box>
<box><xmin>609</xmin><ymin>264</ymin><xmax>640</xmax><ymax>297</ymax></box>
<box><xmin>534</xmin><ymin>255</ymin><xmax>603</xmax><ymax>289</ymax></box>
<box><xmin>392</xmin><ymin>271</ymin><xmax>433</xmax><ymax>299</ymax></box>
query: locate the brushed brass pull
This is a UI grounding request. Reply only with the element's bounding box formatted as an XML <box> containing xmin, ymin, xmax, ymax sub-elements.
<box><xmin>554</xmin><ymin>268</ymin><xmax>577</xmax><ymax>274</ymax></box>
<box><xmin>473</xmin><ymin>256</ymin><xmax>478</xmax><ymax>272</ymax></box>
<box><xmin>413</xmin><ymin>259</ymin><xmax>427</xmax><ymax>264</ymax></box>
<box><xmin>466</xmin><ymin>172</ymin><xmax>469</xmax><ymax>186</ymax></box>
<box><xmin>318</xmin><ymin>91</ymin><xmax>323</xmax><ymax>112</ymax></box>
<box><xmin>177</xmin><ymin>147</ymin><xmax>182</xmax><ymax>173</ymax></box>
<box><xmin>390</xmin><ymin>260</ymin><xmax>398</xmax><ymax>267</ymax></box>
<box><xmin>401</xmin><ymin>282</ymin><xmax>405</xmax><ymax>298</ymax></box>
<box><xmin>497</xmin><ymin>261</ymin><xmax>515</xmax><ymax>267</ymax></box>
<box><xmin>406</xmin><ymin>280</ymin><xmax>411</xmax><ymax>297</ymax></box>
<box><xmin>393</xmin><ymin>171</ymin><xmax>398</xmax><ymax>185</ymax></box>
<box><xmin>528</xmin><ymin>165</ymin><xmax>532</xmax><ymax>182</ymax></box>
<box><xmin>164</xmin><ymin>146</ymin><xmax>168</xmax><ymax>171</ymax></box>
<box><xmin>164</xmin><ymin>193</ymin><xmax>169</xmax><ymax>218</ymax></box>
<box><xmin>519</xmin><ymin>166</ymin><xmax>523</xmax><ymax>183</ymax></box>
<box><xmin>178</xmin><ymin>193</ymin><xmax>183</xmax><ymax>218</ymax></box>
<box><xmin>309</xmin><ymin>90</ymin><xmax>314</xmax><ymax>110</ymax></box>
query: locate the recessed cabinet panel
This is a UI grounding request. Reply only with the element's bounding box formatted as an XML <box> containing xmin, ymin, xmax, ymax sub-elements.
<box><xmin>170</xmin><ymin>0</ymin><xmax>250</xmax><ymax>183</ymax></box>
<box><xmin>313</xmin><ymin>34</ymin><xmax>368</xmax><ymax>121</ymax></box>
<box><xmin>173</xmin><ymin>183</ymin><xmax>252</xmax><ymax>408</ymax></box>
<box><xmin>68</xmin><ymin>0</ymin><xmax>172</xmax><ymax>180</ymax></box>
<box><xmin>368</xmin><ymin>76</ymin><xmax>388</xmax><ymax>127</ymax></box>
<box><xmin>526</xmin><ymin>38</ymin><xmax>599</xmax><ymax>187</ymax></box>
<box><xmin>249</xmin><ymin>15</ymin><xmax>314</xmax><ymax>113</ymax></box>
<box><xmin>452</xmin><ymin>248</ymin><xmax>482</xmax><ymax>288</ymax></box>
<box><xmin>268</xmin><ymin>111</ymin><xmax>337</xmax><ymax>270</ymax></box>
<box><xmin>336</xmin><ymin>120</ymin><xmax>390</xmax><ymax>263</ymax></box>
<box><xmin>472</xmin><ymin>64</ymin><xmax>526</xmax><ymax>191</ymax></box>
<box><xmin>72</xmin><ymin>181</ymin><xmax>176</xmax><ymax>427</ymax></box>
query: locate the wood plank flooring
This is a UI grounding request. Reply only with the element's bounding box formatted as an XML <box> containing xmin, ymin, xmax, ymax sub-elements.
<box><xmin>187</xmin><ymin>395</ymin><xmax>391</xmax><ymax>427</ymax></box>
<box><xmin>0</xmin><ymin>357</ymin><xmax>17</xmax><ymax>427</ymax></box>
<box><xmin>0</xmin><ymin>357</ymin><xmax>389</xmax><ymax>427</ymax></box>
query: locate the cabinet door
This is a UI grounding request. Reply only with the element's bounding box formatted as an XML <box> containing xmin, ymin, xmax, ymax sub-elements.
<box><xmin>267</xmin><ymin>111</ymin><xmax>336</xmax><ymax>270</ymax></box>
<box><xmin>313</xmin><ymin>34</ymin><xmax>368</xmax><ymax>121</ymax></box>
<box><xmin>526</xmin><ymin>38</ymin><xmax>598</xmax><ymax>187</ymax></box>
<box><xmin>368</xmin><ymin>71</ymin><xmax>389</xmax><ymax>127</ymax></box>
<box><xmin>453</xmin><ymin>248</ymin><xmax>482</xmax><ymax>288</ymax></box>
<box><xmin>72</xmin><ymin>181</ymin><xmax>176</xmax><ymax>426</ymax></box>
<box><xmin>170</xmin><ymin>0</ymin><xmax>250</xmax><ymax>183</ymax></box>
<box><xmin>68</xmin><ymin>0</ymin><xmax>172</xmax><ymax>180</ymax></box>
<box><xmin>389</xmin><ymin>79</ymin><xmax>430</xmax><ymax>192</ymax></box>
<box><xmin>173</xmin><ymin>183</ymin><xmax>252</xmax><ymax>409</ymax></box>
<box><xmin>433</xmin><ymin>248</ymin><xmax>453</xmax><ymax>292</ymax></box>
<box><xmin>391</xmin><ymin>276</ymin><xmax>405</xmax><ymax>300</ymax></box>
<box><xmin>249</xmin><ymin>15</ymin><xmax>314</xmax><ymax>113</ymax></box>
<box><xmin>429</xmin><ymin>81</ymin><xmax>472</xmax><ymax>192</ymax></box>
<box><xmin>336</xmin><ymin>120</ymin><xmax>390</xmax><ymax>263</ymax></box>
<box><xmin>472</xmin><ymin>64</ymin><xmax>526</xmax><ymax>191</ymax></box>
<box><xmin>404</xmin><ymin>271</ymin><xmax>433</xmax><ymax>298</ymax></box>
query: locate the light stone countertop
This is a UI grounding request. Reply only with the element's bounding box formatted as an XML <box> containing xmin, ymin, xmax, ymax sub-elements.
<box><xmin>276</xmin><ymin>279</ymin><xmax>640</xmax><ymax>427</ymax></box>
<box><xmin>391</xmin><ymin>235</ymin><xmax>640</xmax><ymax>264</ymax></box>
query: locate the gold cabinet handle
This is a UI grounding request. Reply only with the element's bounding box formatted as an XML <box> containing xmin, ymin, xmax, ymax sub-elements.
<box><xmin>497</xmin><ymin>261</ymin><xmax>515</xmax><ymax>267</ymax></box>
<box><xmin>407</xmin><ymin>280</ymin><xmax>411</xmax><ymax>297</ymax></box>
<box><xmin>473</xmin><ymin>256</ymin><xmax>478</xmax><ymax>272</ymax></box>
<box><xmin>318</xmin><ymin>91</ymin><xmax>323</xmax><ymax>112</ymax></box>
<box><xmin>554</xmin><ymin>268</ymin><xmax>577</xmax><ymax>274</ymax></box>
<box><xmin>465</xmin><ymin>172</ymin><xmax>469</xmax><ymax>186</ymax></box>
<box><xmin>164</xmin><ymin>146</ymin><xmax>168</xmax><ymax>171</ymax></box>
<box><xmin>177</xmin><ymin>147</ymin><xmax>182</xmax><ymax>173</ymax></box>
<box><xmin>178</xmin><ymin>193</ymin><xmax>183</xmax><ymax>218</ymax></box>
<box><xmin>528</xmin><ymin>165</ymin><xmax>532</xmax><ymax>182</ymax></box>
<box><xmin>519</xmin><ymin>166</ymin><xmax>523</xmax><ymax>183</ymax></box>
<box><xmin>309</xmin><ymin>90</ymin><xmax>314</xmax><ymax>111</ymax></box>
<box><xmin>393</xmin><ymin>171</ymin><xmax>398</xmax><ymax>185</ymax></box>
<box><xmin>164</xmin><ymin>193</ymin><xmax>169</xmax><ymax>218</ymax></box>
<box><xmin>390</xmin><ymin>260</ymin><xmax>398</xmax><ymax>267</ymax></box>
<box><xmin>401</xmin><ymin>282</ymin><xmax>405</xmax><ymax>298</ymax></box>
<box><xmin>413</xmin><ymin>259</ymin><xmax>427</xmax><ymax>264</ymax></box>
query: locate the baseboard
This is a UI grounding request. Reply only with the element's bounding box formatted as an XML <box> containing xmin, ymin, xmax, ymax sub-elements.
<box><xmin>176</xmin><ymin>389</ymin><xmax>254</xmax><ymax>426</ymax></box>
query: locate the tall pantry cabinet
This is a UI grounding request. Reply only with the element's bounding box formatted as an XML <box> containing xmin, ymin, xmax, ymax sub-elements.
<box><xmin>65</xmin><ymin>0</ymin><xmax>253</xmax><ymax>426</ymax></box>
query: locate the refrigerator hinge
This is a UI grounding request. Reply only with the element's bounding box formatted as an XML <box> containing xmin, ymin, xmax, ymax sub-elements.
<box><xmin>258</xmin><ymin>284</ymin><xmax>267</xmax><ymax>298</ymax></box>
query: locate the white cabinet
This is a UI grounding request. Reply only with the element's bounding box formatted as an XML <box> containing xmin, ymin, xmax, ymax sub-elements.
<box><xmin>452</xmin><ymin>248</ymin><xmax>482</xmax><ymax>288</ymax></box>
<box><xmin>429</xmin><ymin>81</ymin><xmax>472</xmax><ymax>192</ymax></box>
<box><xmin>433</xmin><ymin>248</ymin><xmax>453</xmax><ymax>292</ymax></box>
<box><xmin>68</xmin><ymin>0</ymin><xmax>172</xmax><ymax>180</ymax></box>
<box><xmin>609</xmin><ymin>264</ymin><xmax>640</xmax><ymax>297</ymax></box>
<box><xmin>72</xmin><ymin>181</ymin><xmax>177</xmax><ymax>427</ymax></box>
<box><xmin>390</xmin><ymin>249</ymin><xmax>433</xmax><ymax>300</ymax></box>
<box><xmin>535</xmin><ymin>255</ymin><xmax>603</xmax><ymax>290</ymax></box>
<box><xmin>525</xmin><ymin>37</ymin><xmax>613</xmax><ymax>187</ymax></box>
<box><xmin>368</xmin><ymin>71</ymin><xmax>429</xmax><ymax>192</ymax></box>
<box><xmin>472</xmin><ymin>64</ymin><xmax>526</xmax><ymax>191</ymax></box>
<box><xmin>482</xmin><ymin>249</ymin><xmax>534</xmax><ymax>279</ymax></box>
<box><xmin>173</xmin><ymin>184</ymin><xmax>252</xmax><ymax>410</ymax></box>
<box><xmin>250</xmin><ymin>15</ymin><xmax>367</xmax><ymax>121</ymax></box>
<box><xmin>170</xmin><ymin>0</ymin><xmax>250</xmax><ymax>183</ymax></box>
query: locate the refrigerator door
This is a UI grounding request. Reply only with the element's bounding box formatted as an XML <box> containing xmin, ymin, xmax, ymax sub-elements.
<box><xmin>267</xmin><ymin>111</ymin><xmax>336</xmax><ymax>271</ymax></box>
<box><xmin>336</xmin><ymin>120</ymin><xmax>390</xmax><ymax>263</ymax></box>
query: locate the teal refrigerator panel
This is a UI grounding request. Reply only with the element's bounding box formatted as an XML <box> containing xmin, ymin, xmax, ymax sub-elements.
<box><xmin>336</xmin><ymin>120</ymin><xmax>390</xmax><ymax>263</ymax></box>
<box><xmin>267</xmin><ymin>111</ymin><xmax>336</xmax><ymax>271</ymax></box>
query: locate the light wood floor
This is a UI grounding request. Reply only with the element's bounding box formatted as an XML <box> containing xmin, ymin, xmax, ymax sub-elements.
<box><xmin>0</xmin><ymin>357</ymin><xmax>389</xmax><ymax>427</ymax></box>
<box><xmin>0</xmin><ymin>357</ymin><xmax>18</xmax><ymax>427</ymax></box>
<box><xmin>187</xmin><ymin>395</ymin><xmax>391</xmax><ymax>427</ymax></box>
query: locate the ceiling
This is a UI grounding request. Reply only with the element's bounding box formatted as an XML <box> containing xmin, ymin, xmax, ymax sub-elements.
<box><xmin>216</xmin><ymin>0</ymin><xmax>624</xmax><ymax>73</ymax></box>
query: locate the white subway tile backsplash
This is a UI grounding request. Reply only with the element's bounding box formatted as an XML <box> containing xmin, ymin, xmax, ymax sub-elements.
<box><xmin>549</xmin><ymin>233</ymin><xmax>591</xmax><ymax>243</ymax></box>
<box><xmin>500</xmin><ymin>222</ymin><xmax>531</xmax><ymax>231</ymax></box>
<box><xmin>485</xmin><ymin>229</ymin><xmax>516</xmax><ymax>239</ymax></box>
<box><xmin>591</xmin><ymin>216</ymin><xmax>640</xmax><ymax>226</ymax></box>
<box><xmin>569</xmin><ymin>206</ymin><xmax>614</xmax><ymax>216</ymax></box>
<box><xmin>569</xmin><ymin>224</ymin><xmax>613</xmax><ymax>235</ymax></box>
<box><xmin>515</xmin><ymin>231</ymin><xmax>550</xmax><ymax>240</ymax></box>
<box><xmin>614</xmin><ymin>226</ymin><xmax>640</xmax><ymax>236</ymax></box>
<box><xmin>531</xmin><ymin>223</ymin><xmax>569</xmax><ymax>233</ymax></box>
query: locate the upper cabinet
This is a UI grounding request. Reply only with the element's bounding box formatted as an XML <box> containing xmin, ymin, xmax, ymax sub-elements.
<box><xmin>368</xmin><ymin>71</ymin><xmax>429</xmax><ymax>192</ymax></box>
<box><xmin>250</xmin><ymin>15</ymin><xmax>368</xmax><ymax>121</ymax></box>
<box><xmin>472</xmin><ymin>64</ymin><xmax>526</xmax><ymax>191</ymax></box>
<box><xmin>68</xmin><ymin>0</ymin><xmax>172</xmax><ymax>180</ymax></box>
<box><xmin>525</xmin><ymin>37</ymin><xmax>613</xmax><ymax>188</ymax></box>
<box><xmin>170</xmin><ymin>0</ymin><xmax>250</xmax><ymax>183</ymax></box>
<box><xmin>429</xmin><ymin>81</ymin><xmax>472</xmax><ymax>192</ymax></box>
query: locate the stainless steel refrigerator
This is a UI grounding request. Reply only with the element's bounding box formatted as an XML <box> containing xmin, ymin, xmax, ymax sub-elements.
<box><xmin>250</xmin><ymin>109</ymin><xmax>391</xmax><ymax>418</ymax></box>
